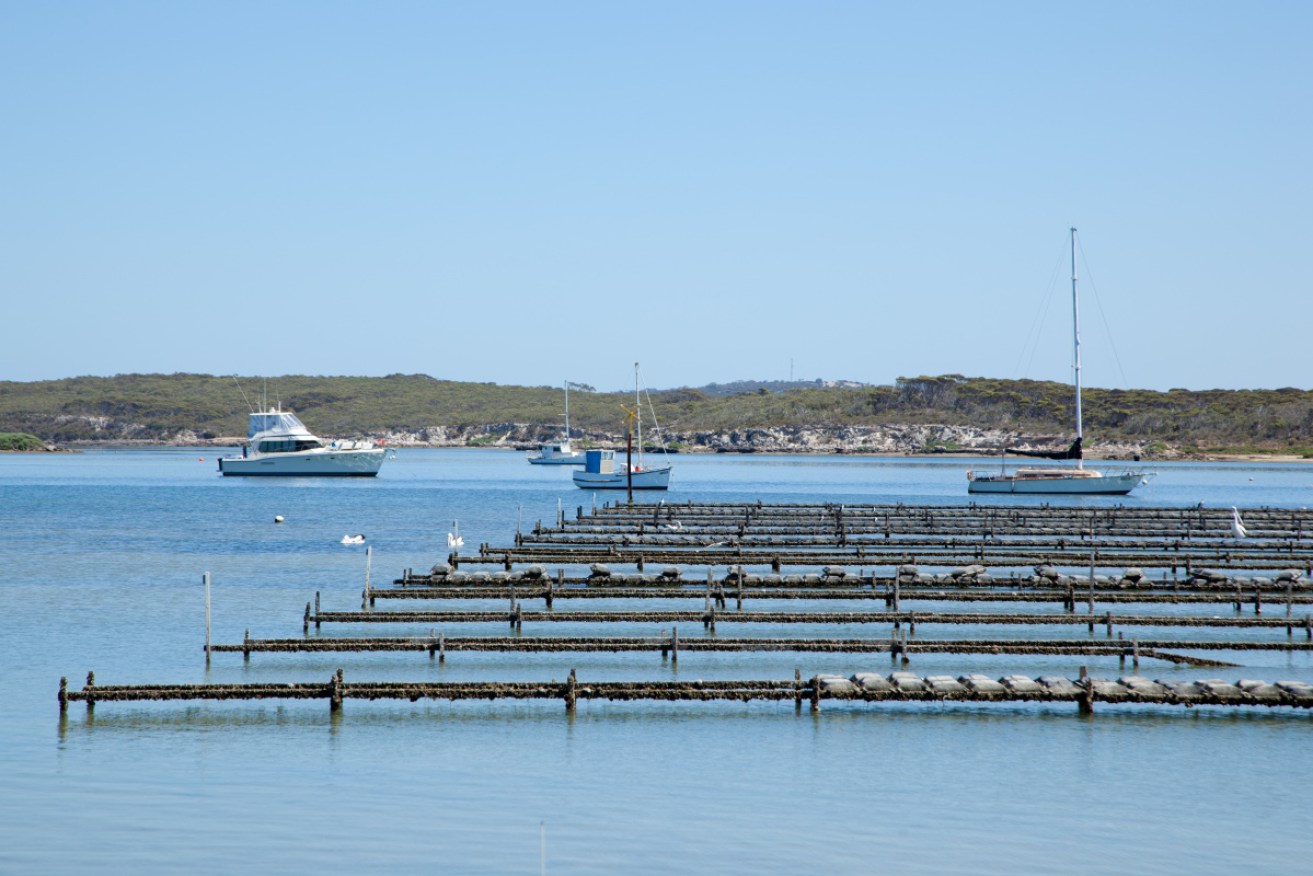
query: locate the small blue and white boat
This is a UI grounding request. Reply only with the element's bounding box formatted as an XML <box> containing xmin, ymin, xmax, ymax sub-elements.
<box><xmin>572</xmin><ymin>450</ymin><xmax>672</xmax><ymax>490</ymax></box>
<box><xmin>573</xmin><ymin>364</ymin><xmax>672</xmax><ymax>492</ymax></box>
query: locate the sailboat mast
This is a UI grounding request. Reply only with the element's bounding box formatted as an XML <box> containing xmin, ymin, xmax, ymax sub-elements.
<box><xmin>634</xmin><ymin>363</ymin><xmax>642</xmax><ymax>467</ymax></box>
<box><xmin>1071</xmin><ymin>226</ymin><xmax>1084</xmax><ymax>470</ymax></box>
<box><xmin>563</xmin><ymin>381</ymin><xmax>570</xmax><ymax>440</ymax></box>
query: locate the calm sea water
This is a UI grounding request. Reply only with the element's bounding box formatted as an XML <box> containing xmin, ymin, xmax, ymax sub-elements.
<box><xmin>2</xmin><ymin>449</ymin><xmax>1311</xmax><ymax>874</ymax></box>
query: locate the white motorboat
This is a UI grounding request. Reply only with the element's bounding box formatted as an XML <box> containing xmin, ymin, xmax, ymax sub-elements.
<box><xmin>968</xmin><ymin>228</ymin><xmax>1150</xmax><ymax>495</ymax></box>
<box><xmin>573</xmin><ymin>364</ymin><xmax>672</xmax><ymax>493</ymax></box>
<box><xmin>528</xmin><ymin>381</ymin><xmax>585</xmax><ymax>465</ymax></box>
<box><xmin>218</xmin><ymin>408</ymin><xmax>387</xmax><ymax>477</ymax></box>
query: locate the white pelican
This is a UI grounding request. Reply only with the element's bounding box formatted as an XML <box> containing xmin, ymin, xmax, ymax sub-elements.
<box><xmin>340</xmin><ymin>534</ymin><xmax>366</xmax><ymax>545</ymax></box>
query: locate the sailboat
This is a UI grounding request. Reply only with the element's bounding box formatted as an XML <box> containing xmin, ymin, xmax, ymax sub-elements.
<box><xmin>967</xmin><ymin>228</ymin><xmax>1150</xmax><ymax>495</ymax></box>
<box><xmin>528</xmin><ymin>381</ymin><xmax>585</xmax><ymax>464</ymax></box>
<box><xmin>573</xmin><ymin>363</ymin><xmax>672</xmax><ymax>491</ymax></box>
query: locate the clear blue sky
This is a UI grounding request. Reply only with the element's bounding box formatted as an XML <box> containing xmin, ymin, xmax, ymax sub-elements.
<box><xmin>2</xmin><ymin>3</ymin><xmax>1308</xmax><ymax>393</ymax></box>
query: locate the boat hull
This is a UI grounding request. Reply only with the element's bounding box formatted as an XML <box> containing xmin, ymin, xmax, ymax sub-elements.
<box><xmin>219</xmin><ymin>449</ymin><xmax>387</xmax><ymax>477</ymax></box>
<box><xmin>528</xmin><ymin>455</ymin><xmax>585</xmax><ymax>465</ymax></box>
<box><xmin>967</xmin><ymin>470</ymin><xmax>1146</xmax><ymax>495</ymax></box>
<box><xmin>573</xmin><ymin>466</ymin><xmax>672</xmax><ymax>490</ymax></box>
<box><xmin>528</xmin><ymin>441</ymin><xmax>585</xmax><ymax>465</ymax></box>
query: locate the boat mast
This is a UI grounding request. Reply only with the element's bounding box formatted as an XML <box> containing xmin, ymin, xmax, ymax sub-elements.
<box><xmin>634</xmin><ymin>363</ymin><xmax>642</xmax><ymax>468</ymax></box>
<box><xmin>563</xmin><ymin>380</ymin><xmax>570</xmax><ymax>442</ymax></box>
<box><xmin>1071</xmin><ymin>226</ymin><xmax>1084</xmax><ymax>471</ymax></box>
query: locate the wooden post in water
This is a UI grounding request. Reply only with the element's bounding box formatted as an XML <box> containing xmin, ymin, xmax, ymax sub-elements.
<box><xmin>204</xmin><ymin>572</ymin><xmax>212</xmax><ymax>667</ymax></box>
<box><xmin>565</xmin><ymin>668</ymin><xmax>578</xmax><ymax>712</ymax></box>
<box><xmin>671</xmin><ymin>626</ymin><xmax>679</xmax><ymax>664</ymax></box>
<box><xmin>58</xmin><ymin>677</ymin><xmax>68</xmax><ymax>715</ymax></box>
<box><xmin>1078</xmin><ymin>665</ymin><xmax>1093</xmax><ymax>716</ymax></box>
<box><xmin>810</xmin><ymin>675</ymin><xmax>821</xmax><ymax>713</ymax></box>
<box><xmin>794</xmin><ymin>668</ymin><xmax>802</xmax><ymax>712</ymax></box>
<box><xmin>363</xmin><ymin>547</ymin><xmax>373</xmax><ymax>609</ymax></box>
<box><xmin>330</xmin><ymin>668</ymin><xmax>344</xmax><ymax>713</ymax></box>
<box><xmin>85</xmin><ymin>671</ymin><xmax>95</xmax><ymax>715</ymax></box>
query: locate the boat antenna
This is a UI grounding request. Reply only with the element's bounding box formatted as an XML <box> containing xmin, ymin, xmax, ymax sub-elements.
<box><xmin>559</xmin><ymin>380</ymin><xmax>569</xmax><ymax>441</ymax></box>
<box><xmin>231</xmin><ymin>376</ymin><xmax>253</xmax><ymax>412</ymax></box>
<box><xmin>1071</xmin><ymin>226</ymin><xmax>1084</xmax><ymax>471</ymax></box>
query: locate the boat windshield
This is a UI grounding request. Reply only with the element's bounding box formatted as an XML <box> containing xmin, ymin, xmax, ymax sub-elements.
<box><xmin>256</xmin><ymin>437</ymin><xmax>324</xmax><ymax>454</ymax></box>
<box><xmin>248</xmin><ymin>411</ymin><xmax>309</xmax><ymax>438</ymax></box>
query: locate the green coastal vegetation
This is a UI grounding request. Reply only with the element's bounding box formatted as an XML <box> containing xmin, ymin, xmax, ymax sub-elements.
<box><xmin>1</xmin><ymin>373</ymin><xmax>1311</xmax><ymax>455</ymax></box>
<box><xmin>0</xmin><ymin>432</ymin><xmax>48</xmax><ymax>451</ymax></box>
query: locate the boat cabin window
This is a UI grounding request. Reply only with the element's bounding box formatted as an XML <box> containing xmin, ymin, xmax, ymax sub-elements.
<box><xmin>256</xmin><ymin>438</ymin><xmax>324</xmax><ymax>454</ymax></box>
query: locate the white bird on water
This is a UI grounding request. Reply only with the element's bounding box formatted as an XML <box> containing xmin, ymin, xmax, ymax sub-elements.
<box><xmin>1230</xmin><ymin>507</ymin><xmax>1247</xmax><ymax>539</ymax></box>
<box><xmin>447</xmin><ymin>520</ymin><xmax>465</xmax><ymax>549</ymax></box>
<box><xmin>340</xmin><ymin>534</ymin><xmax>365</xmax><ymax>545</ymax></box>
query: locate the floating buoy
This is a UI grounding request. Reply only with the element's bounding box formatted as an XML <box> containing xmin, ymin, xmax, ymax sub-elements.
<box><xmin>274</xmin><ymin>515</ymin><xmax>285</xmax><ymax>524</ymax></box>
<box><xmin>198</xmin><ymin>457</ymin><xmax>205</xmax><ymax>462</ymax></box>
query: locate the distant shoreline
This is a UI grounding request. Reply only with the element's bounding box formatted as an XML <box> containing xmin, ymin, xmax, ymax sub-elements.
<box><xmin>50</xmin><ymin>438</ymin><xmax>1313</xmax><ymax>464</ymax></box>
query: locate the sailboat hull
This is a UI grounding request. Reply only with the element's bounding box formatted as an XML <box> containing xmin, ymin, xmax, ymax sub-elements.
<box><xmin>967</xmin><ymin>470</ymin><xmax>1145</xmax><ymax>495</ymax></box>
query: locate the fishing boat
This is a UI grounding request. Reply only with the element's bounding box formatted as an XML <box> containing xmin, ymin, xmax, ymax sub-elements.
<box><xmin>528</xmin><ymin>381</ymin><xmax>585</xmax><ymax>464</ymax></box>
<box><xmin>218</xmin><ymin>408</ymin><xmax>387</xmax><ymax>477</ymax></box>
<box><xmin>573</xmin><ymin>364</ymin><xmax>672</xmax><ymax>492</ymax></box>
<box><xmin>968</xmin><ymin>228</ymin><xmax>1149</xmax><ymax>495</ymax></box>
